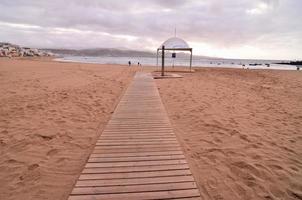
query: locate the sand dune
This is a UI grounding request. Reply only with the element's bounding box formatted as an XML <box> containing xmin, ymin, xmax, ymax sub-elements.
<box><xmin>156</xmin><ymin>68</ymin><xmax>302</xmax><ymax>200</ymax></box>
<box><xmin>0</xmin><ymin>58</ymin><xmax>136</xmax><ymax>200</ymax></box>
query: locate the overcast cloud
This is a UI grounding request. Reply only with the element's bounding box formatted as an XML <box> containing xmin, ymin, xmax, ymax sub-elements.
<box><xmin>0</xmin><ymin>0</ymin><xmax>301</xmax><ymax>59</ymax></box>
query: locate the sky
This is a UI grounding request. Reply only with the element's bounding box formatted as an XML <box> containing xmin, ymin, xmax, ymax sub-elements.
<box><xmin>0</xmin><ymin>0</ymin><xmax>301</xmax><ymax>60</ymax></box>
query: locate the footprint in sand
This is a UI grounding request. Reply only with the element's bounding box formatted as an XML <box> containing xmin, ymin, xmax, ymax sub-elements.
<box><xmin>56</xmin><ymin>157</ymin><xmax>67</xmax><ymax>164</ymax></box>
<box><xmin>239</xmin><ymin>134</ymin><xmax>251</xmax><ymax>142</ymax></box>
<box><xmin>47</xmin><ymin>149</ymin><xmax>59</xmax><ymax>157</ymax></box>
<box><xmin>36</xmin><ymin>134</ymin><xmax>55</xmax><ymax>141</ymax></box>
<box><xmin>7</xmin><ymin>159</ymin><xmax>24</xmax><ymax>165</ymax></box>
<box><xmin>28</xmin><ymin>163</ymin><xmax>39</xmax><ymax>170</ymax></box>
<box><xmin>56</xmin><ymin>119</ymin><xmax>66</xmax><ymax>124</ymax></box>
<box><xmin>1</xmin><ymin>130</ymin><xmax>9</xmax><ymax>134</ymax></box>
<box><xmin>268</xmin><ymin>164</ymin><xmax>284</xmax><ymax>171</ymax></box>
<box><xmin>0</xmin><ymin>139</ymin><xmax>6</xmax><ymax>146</ymax></box>
<box><xmin>206</xmin><ymin>178</ymin><xmax>224</xmax><ymax>200</ymax></box>
<box><xmin>286</xmin><ymin>189</ymin><xmax>302</xmax><ymax>200</ymax></box>
<box><xmin>213</xmin><ymin>137</ymin><xmax>222</xmax><ymax>144</ymax></box>
<box><xmin>289</xmin><ymin>166</ymin><xmax>299</xmax><ymax>172</ymax></box>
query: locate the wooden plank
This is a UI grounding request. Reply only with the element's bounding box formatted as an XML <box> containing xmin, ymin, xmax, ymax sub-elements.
<box><xmin>85</xmin><ymin>159</ymin><xmax>187</xmax><ymax>168</ymax></box>
<box><xmin>90</xmin><ymin>151</ymin><xmax>184</xmax><ymax>158</ymax></box>
<box><xmin>69</xmin><ymin>189</ymin><xmax>200</xmax><ymax>200</ymax></box>
<box><xmin>97</xmin><ymin>138</ymin><xmax>177</xmax><ymax>142</ymax></box>
<box><xmin>96</xmin><ymin>140</ymin><xmax>178</xmax><ymax>144</ymax></box>
<box><xmin>89</xmin><ymin>154</ymin><xmax>185</xmax><ymax>161</ymax></box>
<box><xmin>88</xmin><ymin>154</ymin><xmax>185</xmax><ymax>162</ymax></box>
<box><xmin>105</xmin><ymin>126</ymin><xmax>171</xmax><ymax>128</ymax></box>
<box><xmin>71</xmin><ymin>182</ymin><xmax>197</xmax><ymax>195</ymax></box>
<box><xmin>79</xmin><ymin>169</ymin><xmax>192</xmax><ymax>180</ymax></box>
<box><xmin>93</xmin><ymin>146</ymin><xmax>181</xmax><ymax>151</ymax></box>
<box><xmin>109</xmin><ymin>120</ymin><xmax>170</xmax><ymax>122</ymax></box>
<box><xmin>102</xmin><ymin>130</ymin><xmax>174</xmax><ymax>132</ymax></box>
<box><xmin>75</xmin><ymin>175</ymin><xmax>195</xmax><ymax>187</ymax></box>
<box><xmin>82</xmin><ymin>164</ymin><xmax>190</xmax><ymax>174</ymax></box>
<box><xmin>94</xmin><ymin>144</ymin><xmax>180</xmax><ymax>148</ymax></box>
<box><xmin>95</xmin><ymin>142</ymin><xmax>179</xmax><ymax>146</ymax></box>
<box><xmin>102</xmin><ymin>130</ymin><xmax>174</xmax><ymax>133</ymax></box>
<box><xmin>93</xmin><ymin>147</ymin><xmax>182</xmax><ymax>154</ymax></box>
<box><xmin>100</xmin><ymin>134</ymin><xmax>175</xmax><ymax>138</ymax></box>
<box><xmin>108</xmin><ymin>122</ymin><xmax>170</xmax><ymax>125</ymax></box>
<box><xmin>106</xmin><ymin>124</ymin><xmax>171</xmax><ymax>127</ymax></box>
<box><xmin>104</xmin><ymin>127</ymin><xmax>173</xmax><ymax>130</ymax></box>
<box><xmin>100</xmin><ymin>134</ymin><xmax>175</xmax><ymax>137</ymax></box>
<box><xmin>99</xmin><ymin>136</ymin><xmax>176</xmax><ymax>139</ymax></box>
<box><xmin>95</xmin><ymin>143</ymin><xmax>179</xmax><ymax>147</ymax></box>
<box><xmin>94</xmin><ymin>145</ymin><xmax>180</xmax><ymax>149</ymax></box>
<box><xmin>101</xmin><ymin>133</ymin><xmax>174</xmax><ymax>136</ymax></box>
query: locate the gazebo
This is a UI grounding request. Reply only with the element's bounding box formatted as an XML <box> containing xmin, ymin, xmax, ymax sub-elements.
<box><xmin>157</xmin><ymin>37</ymin><xmax>193</xmax><ymax>74</ymax></box>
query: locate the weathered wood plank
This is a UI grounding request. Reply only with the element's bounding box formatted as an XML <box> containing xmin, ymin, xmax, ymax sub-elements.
<box><xmin>99</xmin><ymin>136</ymin><xmax>176</xmax><ymax>139</ymax></box>
<box><xmin>79</xmin><ymin>169</ymin><xmax>192</xmax><ymax>180</ymax></box>
<box><xmin>71</xmin><ymin>182</ymin><xmax>197</xmax><ymax>195</ymax></box>
<box><xmin>95</xmin><ymin>142</ymin><xmax>179</xmax><ymax>147</ymax></box>
<box><xmin>88</xmin><ymin>154</ymin><xmax>185</xmax><ymax>162</ymax></box>
<box><xmin>89</xmin><ymin>151</ymin><xmax>183</xmax><ymax>158</ymax></box>
<box><xmin>85</xmin><ymin>159</ymin><xmax>187</xmax><ymax>168</ymax></box>
<box><xmin>97</xmin><ymin>138</ymin><xmax>177</xmax><ymax>142</ymax></box>
<box><xmin>92</xmin><ymin>147</ymin><xmax>182</xmax><ymax>154</ymax></box>
<box><xmin>69</xmin><ymin>189</ymin><xmax>200</xmax><ymax>200</ymax></box>
<box><xmin>82</xmin><ymin>164</ymin><xmax>190</xmax><ymax>174</ymax></box>
<box><xmin>75</xmin><ymin>175</ymin><xmax>195</xmax><ymax>187</ymax></box>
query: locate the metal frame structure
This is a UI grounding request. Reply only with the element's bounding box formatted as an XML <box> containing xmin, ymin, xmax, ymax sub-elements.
<box><xmin>156</xmin><ymin>47</ymin><xmax>193</xmax><ymax>74</ymax></box>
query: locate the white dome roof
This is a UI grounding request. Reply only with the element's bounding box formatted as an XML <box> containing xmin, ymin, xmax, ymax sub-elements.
<box><xmin>159</xmin><ymin>37</ymin><xmax>190</xmax><ymax>49</ymax></box>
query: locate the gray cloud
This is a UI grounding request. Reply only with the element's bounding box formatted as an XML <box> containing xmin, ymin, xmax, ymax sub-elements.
<box><xmin>0</xmin><ymin>0</ymin><xmax>301</xmax><ymax>59</ymax></box>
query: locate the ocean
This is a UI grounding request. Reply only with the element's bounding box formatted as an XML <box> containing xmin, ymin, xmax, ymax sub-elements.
<box><xmin>55</xmin><ymin>56</ymin><xmax>298</xmax><ymax>71</ymax></box>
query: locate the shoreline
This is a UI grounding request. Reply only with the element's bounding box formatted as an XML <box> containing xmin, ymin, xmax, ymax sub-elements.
<box><xmin>53</xmin><ymin>56</ymin><xmax>298</xmax><ymax>71</ymax></box>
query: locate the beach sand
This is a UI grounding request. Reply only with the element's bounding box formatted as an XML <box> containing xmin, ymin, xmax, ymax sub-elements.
<box><xmin>1</xmin><ymin>59</ymin><xmax>301</xmax><ymax>200</ymax></box>
<box><xmin>0</xmin><ymin>58</ymin><xmax>136</xmax><ymax>200</ymax></box>
<box><xmin>156</xmin><ymin>68</ymin><xmax>302</xmax><ymax>200</ymax></box>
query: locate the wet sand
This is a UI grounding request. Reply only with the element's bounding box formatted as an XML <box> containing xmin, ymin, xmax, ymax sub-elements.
<box><xmin>0</xmin><ymin>58</ymin><xmax>136</xmax><ymax>200</ymax></box>
<box><xmin>156</xmin><ymin>68</ymin><xmax>302</xmax><ymax>200</ymax></box>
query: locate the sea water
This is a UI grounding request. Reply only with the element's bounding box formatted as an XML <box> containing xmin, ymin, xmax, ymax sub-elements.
<box><xmin>55</xmin><ymin>56</ymin><xmax>297</xmax><ymax>71</ymax></box>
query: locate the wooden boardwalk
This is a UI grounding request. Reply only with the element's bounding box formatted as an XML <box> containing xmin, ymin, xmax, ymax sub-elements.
<box><xmin>69</xmin><ymin>72</ymin><xmax>201</xmax><ymax>200</ymax></box>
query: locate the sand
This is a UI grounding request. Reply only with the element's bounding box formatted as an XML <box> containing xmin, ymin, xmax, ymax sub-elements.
<box><xmin>156</xmin><ymin>68</ymin><xmax>302</xmax><ymax>200</ymax></box>
<box><xmin>1</xmin><ymin>59</ymin><xmax>301</xmax><ymax>200</ymax></box>
<box><xmin>0</xmin><ymin>58</ymin><xmax>136</xmax><ymax>200</ymax></box>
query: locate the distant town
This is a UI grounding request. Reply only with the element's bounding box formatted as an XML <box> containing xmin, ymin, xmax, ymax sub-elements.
<box><xmin>0</xmin><ymin>42</ymin><xmax>53</xmax><ymax>57</ymax></box>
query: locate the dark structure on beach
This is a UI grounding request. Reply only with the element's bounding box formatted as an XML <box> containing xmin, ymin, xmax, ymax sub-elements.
<box><xmin>275</xmin><ymin>61</ymin><xmax>302</xmax><ymax>65</ymax></box>
<box><xmin>157</xmin><ymin>37</ymin><xmax>193</xmax><ymax>76</ymax></box>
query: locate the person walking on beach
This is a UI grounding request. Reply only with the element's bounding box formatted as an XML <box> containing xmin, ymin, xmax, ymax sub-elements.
<box><xmin>128</xmin><ymin>61</ymin><xmax>131</xmax><ymax>66</ymax></box>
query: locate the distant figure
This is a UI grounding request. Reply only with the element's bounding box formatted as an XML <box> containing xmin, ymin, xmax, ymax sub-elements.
<box><xmin>128</xmin><ymin>61</ymin><xmax>131</xmax><ymax>66</ymax></box>
<box><xmin>138</xmin><ymin>62</ymin><xmax>140</xmax><ymax>66</ymax></box>
<box><xmin>297</xmin><ymin>66</ymin><xmax>300</xmax><ymax>70</ymax></box>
